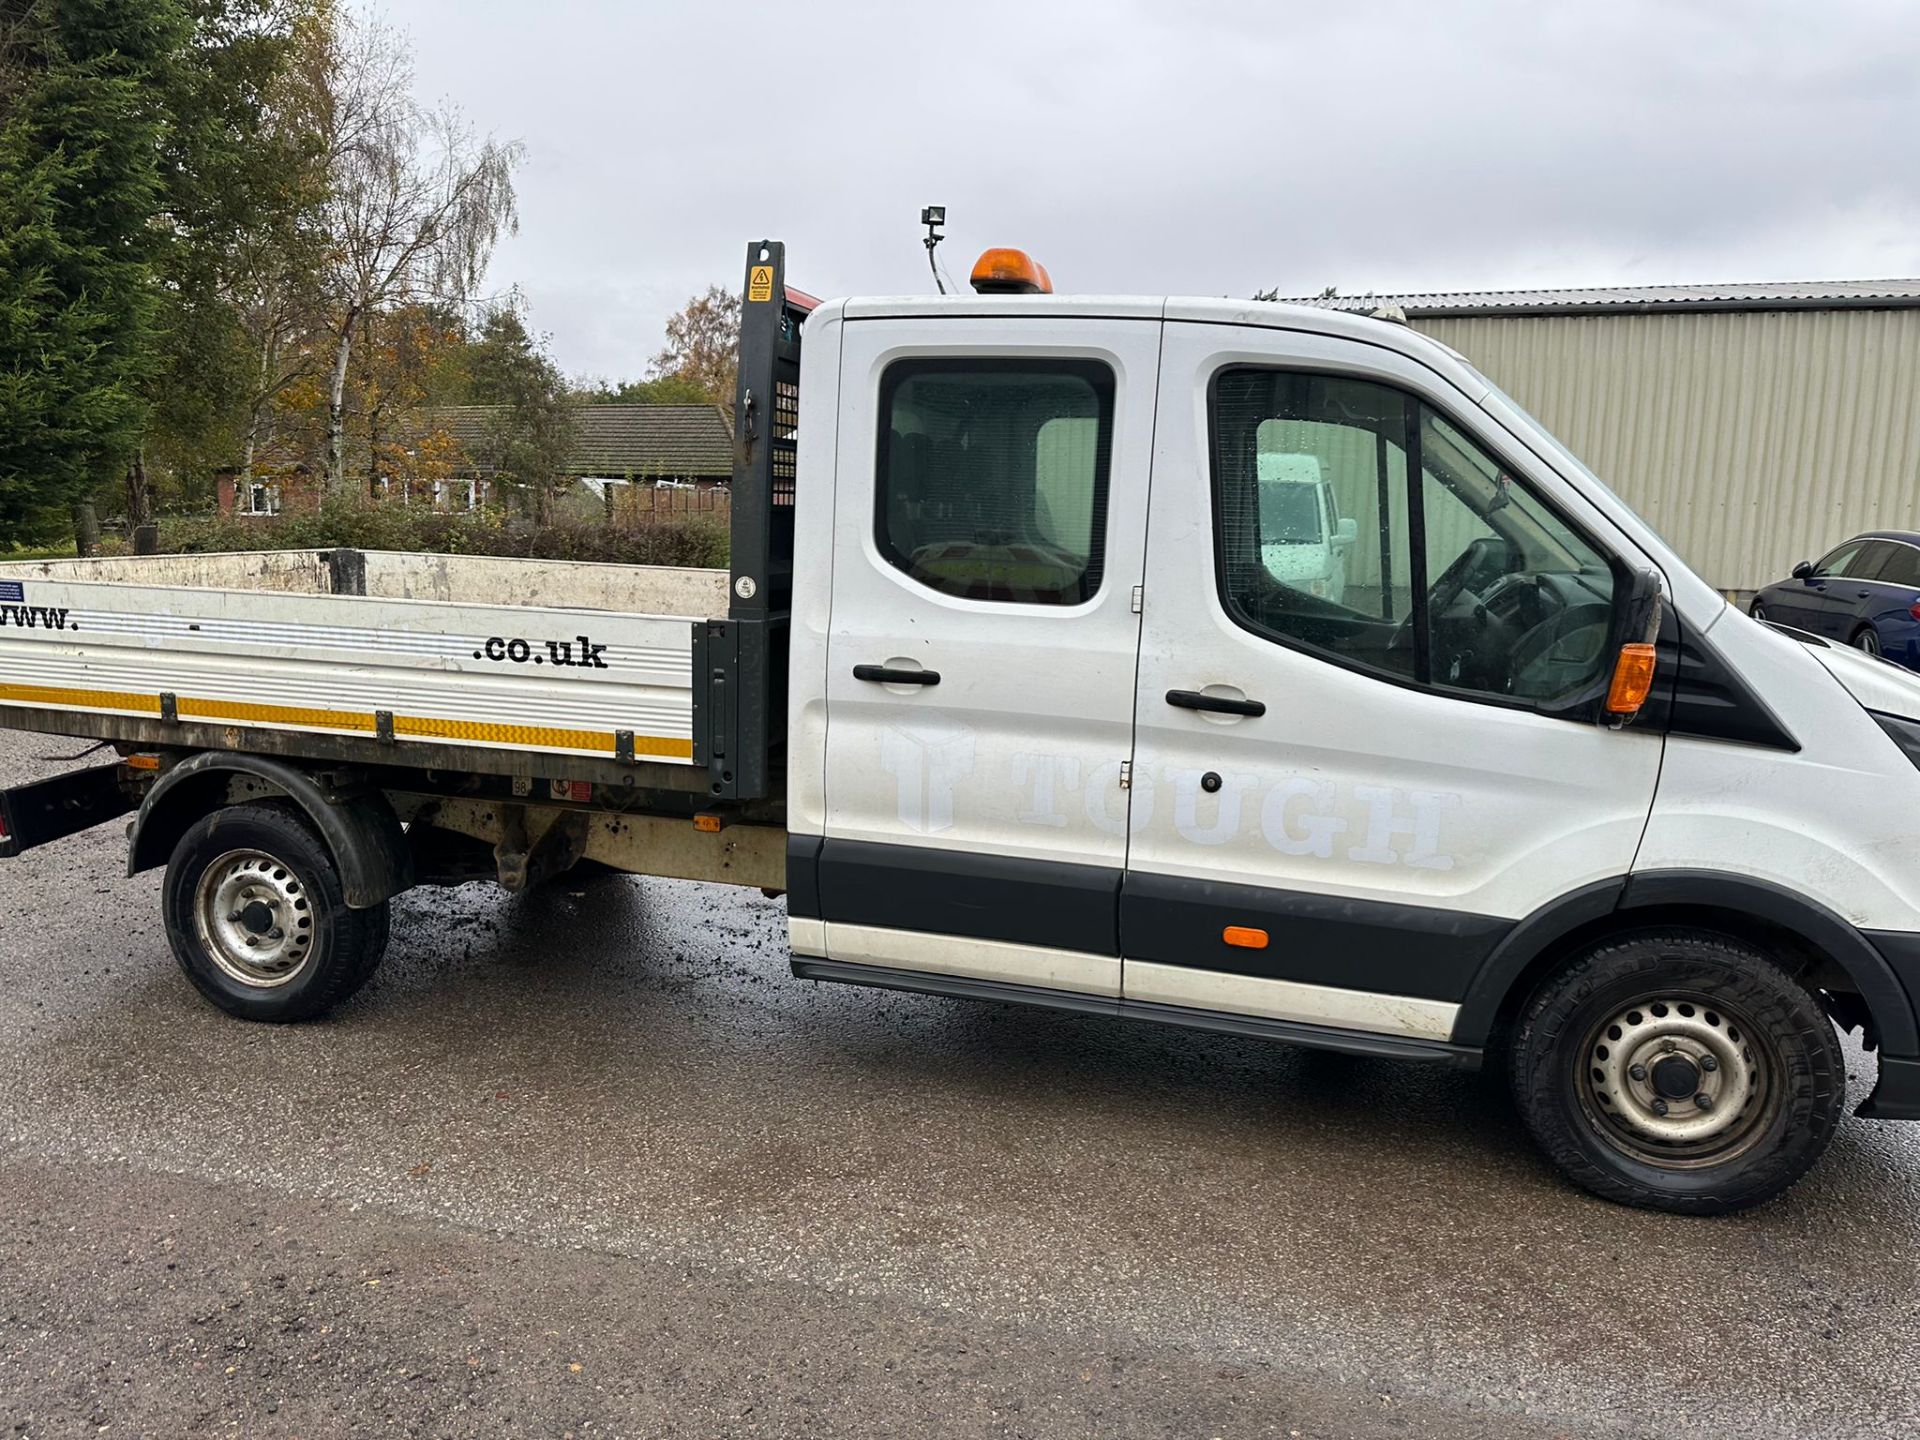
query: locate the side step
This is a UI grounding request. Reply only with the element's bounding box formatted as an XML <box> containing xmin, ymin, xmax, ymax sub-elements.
<box><xmin>791</xmin><ymin>958</ymin><xmax>1482</xmax><ymax>1067</ymax></box>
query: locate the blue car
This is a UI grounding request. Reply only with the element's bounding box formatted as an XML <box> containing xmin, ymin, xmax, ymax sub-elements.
<box><xmin>1751</xmin><ymin>530</ymin><xmax>1920</xmax><ymax>669</ymax></box>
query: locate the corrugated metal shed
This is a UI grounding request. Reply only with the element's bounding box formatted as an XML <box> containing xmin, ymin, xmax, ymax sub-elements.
<box><xmin>419</xmin><ymin>405</ymin><xmax>734</xmax><ymax>480</ymax></box>
<box><xmin>1287</xmin><ymin>280</ymin><xmax>1920</xmax><ymax>317</ymax></box>
<box><xmin>1283</xmin><ymin>283</ymin><xmax>1920</xmax><ymax>592</ymax></box>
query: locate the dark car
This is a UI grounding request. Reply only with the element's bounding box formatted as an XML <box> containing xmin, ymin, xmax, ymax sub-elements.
<box><xmin>1751</xmin><ymin>530</ymin><xmax>1920</xmax><ymax>668</ymax></box>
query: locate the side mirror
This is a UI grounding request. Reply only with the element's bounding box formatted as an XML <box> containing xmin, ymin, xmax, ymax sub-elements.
<box><xmin>1603</xmin><ymin>570</ymin><xmax>1666</xmax><ymax>728</ymax></box>
<box><xmin>1333</xmin><ymin>517</ymin><xmax>1358</xmax><ymax>548</ymax></box>
<box><xmin>1792</xmin><ymin>561</ymin><xmax>1814</xmax><ymax>580</ymax></box>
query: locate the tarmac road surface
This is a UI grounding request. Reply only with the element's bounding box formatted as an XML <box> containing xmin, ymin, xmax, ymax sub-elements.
<box><xmin>2</xmin><ymin>729</ymin><xmax>1918</xmax><ymax>1438</ymax></box>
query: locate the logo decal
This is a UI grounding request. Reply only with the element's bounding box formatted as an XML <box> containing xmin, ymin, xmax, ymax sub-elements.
<box><xmin>880</xmin><ymin>718</ymin><xmax>976</xmax><ymax>834</ymax></box>
<box><xmin>472</xmin><ymin>632</ymin><xmax>609</xmax><ymax>669</ymax></box>
<box><xmin>0</xmin><ymin>603</ymin><xmax>72</xmax><ymax>631</ymax></box>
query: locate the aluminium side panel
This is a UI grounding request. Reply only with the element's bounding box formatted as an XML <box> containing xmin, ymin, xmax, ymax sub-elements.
<box><xmin>0</xmin><ymin>580</ymin><xmax>698</xmax><ymax>765</ymax></box>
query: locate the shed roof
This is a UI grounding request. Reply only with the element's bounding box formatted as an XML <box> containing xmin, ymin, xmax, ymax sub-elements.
<box><xmin>1280</xmin><ymin>279</ymin><xmax>1920</xmax><ymax>319</ymax></box>
<box><xmin>419</xmin><ymin>404</ymin><xmax>734</xmax><ymax>478</ymax></box>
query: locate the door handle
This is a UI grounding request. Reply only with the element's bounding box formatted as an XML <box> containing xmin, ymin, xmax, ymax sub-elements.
<box><xmin>854</xmin><ymin>664</ymin><xmax>940</xmax><ymax>686</ymax></box>
<box><xmin>1166</xmin><ymin>689</ymin><xmax>1265</xmax><ymax>717</ymax></box>
<box><xmin>1857</xmin><ymin>590</ymin><xmax>1872</xmax><ymax>599</ymax></box>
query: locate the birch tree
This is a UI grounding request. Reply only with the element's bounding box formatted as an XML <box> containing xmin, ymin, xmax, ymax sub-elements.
<box><xmin>318</xmin><ymin>14</ymin><xmax>519</xmax><ymax>495</ymax></box>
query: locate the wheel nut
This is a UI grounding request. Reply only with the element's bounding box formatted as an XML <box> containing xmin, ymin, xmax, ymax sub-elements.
<box><xmin>1629</xmin><ymin>1064</ymin><xmax>1649</xmax><ymax>1082</ymax></box>
<box><xmin>268</xmin><ymin>929</ymin><xmax>284</xmax><ymax>942</ymax></box>
<box><xmin>227</xmin><ymin>912</ymin><xmax>242</xmax><ymax>923</ymax></box>
<box><xmin>1651</xmin><ymin>1098</ymin><xmax>1670</xmax><ymax>1117</ymax></box>
<box><xmin>1695</xmin><ymin>1093</ymin><xmax>1714</xmax><ymax>1111</ymax></box>
<box><xmin>1699</xmin><ymin>1055</ymin><xmax>1718</xmax><ymax>1073</ymax></box>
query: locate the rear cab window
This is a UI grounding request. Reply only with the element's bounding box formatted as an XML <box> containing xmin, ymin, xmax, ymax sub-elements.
<box><xmin>875</xmin><ymin>359</ymin><xmax>1115</xmax><ymax>605</ymax></box>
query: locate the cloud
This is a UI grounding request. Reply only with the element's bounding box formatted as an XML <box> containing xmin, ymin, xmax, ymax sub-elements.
<box><xmin>381</xmin><ymin>0</ymin><xmax>1920</xmax><ymax>376</ymax></box>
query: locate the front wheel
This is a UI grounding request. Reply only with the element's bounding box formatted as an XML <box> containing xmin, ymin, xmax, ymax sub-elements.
<box><xmin>1509</xmin><ymin>930</ymin><xmax>1843</xmax><ymax>1214</ymax></box>
<box><xmin>1855</xmin><ymin>626</ymin><xmax>1883</xmax><ymax>656</ymax></box>
<box><xmin>162</xmin><ymin>801</ymin><xmax>390</xmax><ymax>1021</ymax></box>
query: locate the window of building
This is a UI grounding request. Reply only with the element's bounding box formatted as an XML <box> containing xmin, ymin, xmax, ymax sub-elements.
<box><xmin>242</xmin><ymin>482</ymin><xmax>281</xmax><ymax>517</ymax></box>
<box><xmin>876</xmin><ymin>359</ymin><xmax>1114</xmax><ymax>605</ymax></box>
<box><xmin>1212</xmin><ymin>367</ymin><xmax>1618</xmax><ymax>709</ymax></box>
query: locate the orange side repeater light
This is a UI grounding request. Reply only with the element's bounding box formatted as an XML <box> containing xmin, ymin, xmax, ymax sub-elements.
<box><xmin>1606</xmin><ymin>642</ymin><xmax>1659</xmax><ymax>716</ymax></box>
<box><xmin>970</xmin><ymin>247</ymin><xmax>1053</xmax><ymax>295</ymax></box>
<box><xmin>1223</xmin><ymin>926</ymin><xmax>1270</xmax><ymax>950</ymax></box>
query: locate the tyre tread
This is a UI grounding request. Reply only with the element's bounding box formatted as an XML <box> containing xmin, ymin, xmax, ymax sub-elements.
<box><xmin>1510</xmin><ymin>928</ymin><xmax>1843</xmax><ymax>1215</ymax></box>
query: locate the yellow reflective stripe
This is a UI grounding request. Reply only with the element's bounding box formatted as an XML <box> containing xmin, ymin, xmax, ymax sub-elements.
<box><xmin>0</xmin><ymin>681</ymin><xmax>162</xmax><ymax>715</ymax></box>
<box><xmin>0</xmin><ymin>683</ymin><xmax>693</xmax><ymax>759</ymax></box>
<box><xmin>176</xmin><ymin>696</ymin><xmax>377</xmax><ymax>732</ymax></box>
<box><xmin>393</xmin><ymin>713</ymin><xmax>693</xmax><ymax>760</ymax></box>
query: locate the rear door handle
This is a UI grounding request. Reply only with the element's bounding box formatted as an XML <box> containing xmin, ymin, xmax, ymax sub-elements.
<box><xmin>854</xmin><ymin>664</ymin><xmax>940</xmax><ymax>686</ymax></box>
<box><xmin>1166</xmin><ymin>689</ymin><xmax>1265</xmax><ymax>717</ymax></box>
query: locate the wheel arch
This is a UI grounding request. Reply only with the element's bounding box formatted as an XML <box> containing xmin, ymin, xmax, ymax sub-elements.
<box><xmin>128</xmin><ymin>752</ymin><xmax>410</xmax><ymax>909</ymax></box>
<box><xmin>1453</xmin><ymin>870</ymin><xmax>1920</xmax><ymax>1059</ymax></box>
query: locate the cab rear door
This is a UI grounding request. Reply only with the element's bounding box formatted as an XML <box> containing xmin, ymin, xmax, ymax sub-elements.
<box><xmin>800</xmin><ymin>307</ymin><xmax>1161</xmax><ymax>996</ymax></box>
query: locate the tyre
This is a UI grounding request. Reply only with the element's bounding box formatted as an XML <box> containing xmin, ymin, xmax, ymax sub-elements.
<box><xmin>161</xmin><ymin>801</ymin><xmax>390</xmax><ymax>1022</ymax></box>
<box><xmin>1854</xmin><ymin>626</ymin><xmax>1883</xmax><ymax>657</ymax></box>
<box><xmin>1509</xmin><ymin>929</ymin><xmax>1843</xmax><ymax>1215</ymax></box>
<box><xmin>1749</xmin><ymin>601</ymin><xmax>1767</xmax><ymax>622</ymax></box>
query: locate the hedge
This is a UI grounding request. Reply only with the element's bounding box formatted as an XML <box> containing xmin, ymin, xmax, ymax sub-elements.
<box><xmin>138</xmin><ymin>507</ymin><xmax>729</xmax><ymax>569</ymax></box>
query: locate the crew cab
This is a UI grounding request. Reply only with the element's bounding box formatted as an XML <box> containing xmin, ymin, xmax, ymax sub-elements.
<box><xmin>6</xmin><ymin>240</ymin><xmax>1920</xmax><ymax>1215</ymax></box>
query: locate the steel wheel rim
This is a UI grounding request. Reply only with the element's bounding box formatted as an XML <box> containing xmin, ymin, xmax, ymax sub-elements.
<box><xmin>192</xmin><ymin>849</ymin><xmax>318</xmax><ymax>988</ymax></box>
<box><xmin>1575</xmin><ymin>993</ymin><xmax>1778</xmax><ymax>1168</ymax></box>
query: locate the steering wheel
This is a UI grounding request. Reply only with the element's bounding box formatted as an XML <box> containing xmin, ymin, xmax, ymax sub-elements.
<box><xmin>1391</xmin><ymin>536</ymin><xmax>1515</xmax><ymax>662</ymax></box>
<box><xmin>1427</xmin><ymin>537</ymin><xmax>1515</xmax><ymax>620</ymax></box>
<box><xmin>1506</xmin><ymin>603</ymin><xmax>1614</xmax><ymax>699</ymax></box>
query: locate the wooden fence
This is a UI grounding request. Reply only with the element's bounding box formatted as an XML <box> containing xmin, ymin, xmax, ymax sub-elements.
<box><xmin>610</xmin><ymin>485</ymin><xmax>731</xmax><ymax>525</ymax></box>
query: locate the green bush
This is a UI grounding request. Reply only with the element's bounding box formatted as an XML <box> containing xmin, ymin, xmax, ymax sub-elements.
<box><xmin>150</xmin><ymin>506</ymin><xmax>729</xmax><ymax>569</ymax></box>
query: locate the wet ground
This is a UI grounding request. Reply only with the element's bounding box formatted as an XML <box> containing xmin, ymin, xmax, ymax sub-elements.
<box><xmin>2</xmin><ymin>729</ymin><xmax>1918</xmax><ymax>1438</ymax></box>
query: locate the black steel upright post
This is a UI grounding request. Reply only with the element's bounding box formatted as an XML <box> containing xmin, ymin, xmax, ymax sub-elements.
<box><xmin>692</xmin><ymin>241</ymin><xmax>807</xmax><ymax>803</ymax></box>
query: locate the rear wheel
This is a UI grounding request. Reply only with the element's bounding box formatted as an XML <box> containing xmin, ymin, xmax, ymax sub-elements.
<box><xmin>162</xmin><ymin>801</ymin><xmax>390</xmax><ymax>1022</ymax></box>
<box><xmin>1854</xmin><ymin>626</ymin><xmax>1883</xmax><ymax>656</ymax></box>
<box><xmin>1509</xmin><ymin>930</ymin><xmax>1843</xmax><ymax>1214</ymax></box>
<box><xmin>1749</xmin><ymin>601</ymin><xmax>1767</xmax><ymax>622</ymax></box>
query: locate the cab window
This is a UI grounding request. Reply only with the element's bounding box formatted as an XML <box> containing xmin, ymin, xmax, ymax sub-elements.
<box><xmin>876</xmin><ymin>359</ymin><xmax>1114</xmax><ymax>605</ymax></box>
<box><xmin>1212</xmin><ymin>367</ymin><xmax>1618</xmax><ymax>708</ymax></box>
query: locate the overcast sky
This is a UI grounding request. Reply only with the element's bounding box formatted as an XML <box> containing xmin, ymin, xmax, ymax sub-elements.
<box><xmin>381</xmin><ymin>0</ymin><xmax>1920</xmax><ymax>381</ymax></box>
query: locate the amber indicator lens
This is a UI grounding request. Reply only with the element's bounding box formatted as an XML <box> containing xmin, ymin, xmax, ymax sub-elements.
<box><xmin>1606</xmin><ymin>642</ymin><xmax>1659</xmax><ymax>715</ymax></box>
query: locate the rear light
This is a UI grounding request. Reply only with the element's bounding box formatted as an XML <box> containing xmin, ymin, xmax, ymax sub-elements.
<box><xmin>1908</xmin><ymin>600</ymin><xmax>1920</xmax><ymax>622</ymax></box>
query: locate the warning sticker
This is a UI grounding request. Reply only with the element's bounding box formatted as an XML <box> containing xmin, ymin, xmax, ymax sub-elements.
<box><xmin>0</xmin><ymin>581</ymin><xmax>21</xmax><ymax>604</ymax></box>
<box><xmin>747</xmin><ymin>264</ymin><xmax>775</xmax><ymax>303</ymax></box>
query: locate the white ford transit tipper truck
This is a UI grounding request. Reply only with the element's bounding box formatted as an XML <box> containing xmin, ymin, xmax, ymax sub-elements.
<box><xmin>6</xmin><ymin>240</ymin><xmax>1920</xmax><ymax>1215</ymax></box>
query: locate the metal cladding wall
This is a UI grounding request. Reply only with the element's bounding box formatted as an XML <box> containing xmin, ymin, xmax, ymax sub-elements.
<box><xmin>1412</xmin><ymin>308</ymin><xmax>1920</xmax><ymax>594</ymax></box>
